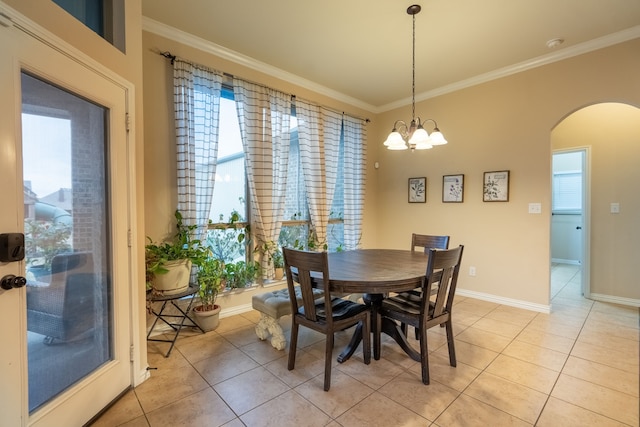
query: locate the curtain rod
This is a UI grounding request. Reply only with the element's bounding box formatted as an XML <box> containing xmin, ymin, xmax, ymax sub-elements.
<box><xmin>159</xmin><ymin>50</ymin><xmax>370</xmax><ymax>124</ymax></box>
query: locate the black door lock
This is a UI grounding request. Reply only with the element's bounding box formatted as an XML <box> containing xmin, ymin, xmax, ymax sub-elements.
<box><xmin>0</xmin><ymin>233</ymin><xmax>25</xmax><ymax>262</ymax></box>
<box><xmin>0</xmin><ymin>275</ymin><xmax>27</xmax><ymax>290</ymax></box>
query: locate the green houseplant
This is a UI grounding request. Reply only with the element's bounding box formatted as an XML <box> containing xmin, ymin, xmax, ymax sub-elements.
<box><xmin>193</xmin><ymin>257</ymin><xmax>226</xmax><ymax>331</ymax></box>
<box><xmin>145</xmin><ymin>210</ymin><xmax>209</xmax><ymax>294</ymax></box>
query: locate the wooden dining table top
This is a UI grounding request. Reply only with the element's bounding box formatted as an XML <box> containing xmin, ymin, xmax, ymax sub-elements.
<box><xmin>326</xmin><ymin>249</ymin><xmax>428</xmax><ymax>294</ymax></box>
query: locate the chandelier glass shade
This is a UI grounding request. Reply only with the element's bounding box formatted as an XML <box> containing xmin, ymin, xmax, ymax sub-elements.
<box><xmin>384</xmin><ymin>4</ymin><xmax>447</xmax><ymax>151</ymax></box>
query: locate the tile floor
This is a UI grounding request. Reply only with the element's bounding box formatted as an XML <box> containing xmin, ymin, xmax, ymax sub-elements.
<box><xmin>91</xmin><ymin>264</ymin><xmax>639</xmax><ymax>426</ymax></box>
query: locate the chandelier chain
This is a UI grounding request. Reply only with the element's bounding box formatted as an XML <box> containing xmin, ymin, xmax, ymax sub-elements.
<box><xmin>412</xmin><ymin>12</ymin><xmax>416</xmax><ymax>122</ymax></box>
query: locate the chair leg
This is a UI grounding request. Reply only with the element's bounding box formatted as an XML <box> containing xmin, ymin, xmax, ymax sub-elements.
<box><xmin>288</xmin><ymin>321</ymin><xmax>299</xmax><ymax>371</ymax></box>
<box><xmin>324</xmin><ymin>333</ymin><xmax>334</xmax><ymax>391</ymax></box>
<box><xmin>419</xmin><ymin>326</ymin><xmax>430</xmax><ymax>385</ymax></box>
<box><xmin>362</xmin><ymin>316</ymin><xmax>371</xmax><ymax>364</ymax></box>
<box><xmin>445</xmin><ymin>320</ymin><xmax>456</xmax><ymax>367</ymax></box>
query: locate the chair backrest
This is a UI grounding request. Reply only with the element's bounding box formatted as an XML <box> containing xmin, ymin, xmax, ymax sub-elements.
<box><xmin>49</xmin><ymin>252</ymin><xmax>94</xmax><ymax>289</ymax></box>
<box><xmin>282</xmin><ymin>247</ymin><xmax>333</xmax><ymax>323</ymax></box>
<box><xmin>422</xmin><ymin>245</ymin><xmax>464</xmax><ymax>319</ymax></box>
<box><xmin>411</xmin><ymin>234</ymin><xmax>450</xmax><ymax>253</ymax></box>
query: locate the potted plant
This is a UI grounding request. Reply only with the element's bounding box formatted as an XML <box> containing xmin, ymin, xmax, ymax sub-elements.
<box><xmin>193</xmin><ymin>257</ymin><xmax>226</xmax><ymax>331</ymax></box>
<box><xmin>272</xmin><ymin>249</ymin><xmax>284</xmax><ymax>280</ymax></box>
<box><xmin>145</xmin><ymin>210</ymin><xmax>209</xmax><ymax>295</ymax></box>
<box><xmin>224</xmin><ymin>260</ymin><xmax>261</xmax><ymax>289</ymax></box>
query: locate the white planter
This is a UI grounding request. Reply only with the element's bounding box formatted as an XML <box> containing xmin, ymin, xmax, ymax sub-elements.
<box><xmin>193</xmin><ymin>304</ymin><xmax>221</xmax><ymax>331</ymax></box>
<box><xmin>152</xmin><ymin>259</ymin><xmax>192</xmax><ymax>295</ymax></box>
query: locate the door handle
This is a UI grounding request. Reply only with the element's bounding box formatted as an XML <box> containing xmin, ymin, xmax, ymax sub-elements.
<box><xmin>576</xmin><ymin>226</ymin><xmax>582</xmax><ymax>230</ymax></box>
<box><xmin>0</xmin><ymin>274</ymin><xmax>27</xmax><ymax>290</ymax></box>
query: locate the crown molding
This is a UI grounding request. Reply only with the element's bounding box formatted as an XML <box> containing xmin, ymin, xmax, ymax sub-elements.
<box><xmin>143</xmin><ymin>17</ymin><xmax>378</xmax><ymax>113</ymax></box>
<box><xmin>144</xmin><ymin>17</ymin><xmax>640</xmax><ymax>115</ymax></box>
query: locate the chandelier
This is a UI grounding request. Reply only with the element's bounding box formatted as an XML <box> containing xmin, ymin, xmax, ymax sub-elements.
<box><xmin>383</xmin><ymin>4</ymin><xmax>448</xmax><ymax>151</ymax></box>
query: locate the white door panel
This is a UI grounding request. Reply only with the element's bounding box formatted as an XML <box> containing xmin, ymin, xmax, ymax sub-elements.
<box><xmin>0</xmin><ymin>8</ymin><xmax>132</xmax><ymax>427</ymax></box>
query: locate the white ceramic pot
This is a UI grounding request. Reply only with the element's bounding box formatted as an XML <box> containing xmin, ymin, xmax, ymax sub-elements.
<box><xmin>152</xmin><ymin>259</ymin><xmax>191</xmax><ymax>295</ymax></box>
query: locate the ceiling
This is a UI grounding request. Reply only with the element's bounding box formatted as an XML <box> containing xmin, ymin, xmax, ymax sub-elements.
<box><xmin>142</xmin><ymin>0</ymin><xmax>640</xmax><ymax>113</ymax></box>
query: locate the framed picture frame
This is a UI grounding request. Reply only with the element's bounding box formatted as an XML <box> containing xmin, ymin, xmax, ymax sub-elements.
<box><xmin>408</xmin><ymin>177</ymin><xmax>426</xmax><ymax>203</ymax></box>
<box><xmin>442</xmin><ymin>174</ymin><xmax>464</xmax><ymax>203</ymax></box>
<box><xmin>483</xmin><ymin>170</ymin><xmax>510</xmax><ymax>202</ymax></box>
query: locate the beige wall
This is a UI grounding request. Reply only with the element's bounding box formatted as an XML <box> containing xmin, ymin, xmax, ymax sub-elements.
<box><xmin>552</xmin><ymin>103</ymin><xmax>640</xmax><ymax>301</ymax></box>
<box><xmin>375</xmin><ymin>39</ymin><xmax>640</xmax><ymax>307</ymax></box>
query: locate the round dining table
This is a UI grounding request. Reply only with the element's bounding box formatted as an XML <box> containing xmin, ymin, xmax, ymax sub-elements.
<box><xmin>325</xmin><ymin>249</ymin><xmax>429</xmax><ymax>363</ymax></box>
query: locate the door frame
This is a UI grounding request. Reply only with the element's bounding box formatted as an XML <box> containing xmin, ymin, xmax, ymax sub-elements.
<box><xmin>0</xmin><ymin>3</ymin><xmax>145</xmax><ymax>425</ymax></box>
<box><xmin>551</xmin><ymin>146</ymin><xmax>591</xmax><ymax>298</ymax></box>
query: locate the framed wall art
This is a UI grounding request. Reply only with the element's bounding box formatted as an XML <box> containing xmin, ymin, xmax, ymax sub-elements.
<box><xmin>442</xmin><ymin>174</ymin><xmax>464</xmax><ymax>203</ymax></box>
<box><xmin>483</xmin><ymin>170</ymin><xmax>510</xmax><ymax>202</ymax></box>
<box><xmin>408</xmin><ymin>177</ymin><xmax>426</xmax><ymax>203</ymax></box>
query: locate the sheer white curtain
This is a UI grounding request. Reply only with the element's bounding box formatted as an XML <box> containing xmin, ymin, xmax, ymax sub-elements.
<box><xmin>342</xmin><ymin>115</ymin><xmax>367</xmax><ymax>249</ymax></box>
<box><xmin>295</xmin><ymin>99</ymin><xmax>342</xmax><ymax>248</ymax></box>
<box><xmin>233</xmin><ymin>78</ymin><xmax>291</xmax><ymax>278</ymax></box>
<box><xmin>174</xmin><ymin>59</ymin><xmax>223</xmax><ymax>239</ymax></box>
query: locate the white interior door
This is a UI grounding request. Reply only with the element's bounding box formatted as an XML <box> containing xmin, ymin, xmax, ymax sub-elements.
<box><xmin>0</xmin><ymin>10</ymin><xmax>132</xmax><ymax>427</ymax></box>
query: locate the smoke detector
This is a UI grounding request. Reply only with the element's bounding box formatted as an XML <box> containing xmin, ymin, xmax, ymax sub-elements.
<box><xmin>546</xmin><ymin>38</ymin><xmax>564</xmax><ymax>49</ymax></box>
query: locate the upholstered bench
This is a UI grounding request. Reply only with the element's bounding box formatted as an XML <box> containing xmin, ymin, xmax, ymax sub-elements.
<box><xmin>252</xmin><ymin>287</ymin><xmax>324</xmax><ymax>350</ymax></box>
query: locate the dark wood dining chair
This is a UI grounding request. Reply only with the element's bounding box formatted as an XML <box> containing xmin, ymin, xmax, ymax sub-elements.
<box><xmin>377</xmin><ymin>245</ymin><xmax>464</xmax><ymax>384</ymax></box>
<box><xmin>282</xmin><ymin>247</ymin><xmax>371</xmax><ymax>391</ymax></box>
<box><xmin>400</xmin><ymin>234</ymin><xmax>450</xmax><ymax>337</ymax></box>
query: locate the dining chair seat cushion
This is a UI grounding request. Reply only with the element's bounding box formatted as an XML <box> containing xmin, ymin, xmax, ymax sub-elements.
<box><xmin>300</xmin><ymin>298</ymin><xmax>369</xmax><ymax>321</ymax></box>
<box><xmin>383</xmin><ymin>294</ymin><xmax>434</xmax><ymax>317</ymax></box>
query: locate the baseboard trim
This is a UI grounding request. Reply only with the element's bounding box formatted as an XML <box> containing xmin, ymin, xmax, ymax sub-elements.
<box><xmin>551</xmin><ymin>258</ymin><xmax>581</xmax><ymax>265</ymax></box>
<box><xmin>589</xmin><ymin>293</ymin><xmax>640</xmax><ymax>308</ymax></box>
<box><xmin>220</xmin><ymin>303</ymin><xmax>253</xmax><ymax>318</ymax></box>
<box><xmin>456</xmin><ymin>288</ymin><xmax>551</xmax><ymax>313</ymax></box>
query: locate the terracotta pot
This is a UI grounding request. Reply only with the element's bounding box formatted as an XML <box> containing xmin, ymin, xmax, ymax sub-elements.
<box><xmin>193</xmin><ymin>304</ymin><xmax>221</xmax><ymax>331</ymax></box>
<box><xmin>274</xmin><ymin>267</ymin><xmax>284</xmax><ymax>280</ymax></box>
<box><xmin>152</xmin><ymin>259</ymin><xmax>191</xmax><ymax>295</ymax></box>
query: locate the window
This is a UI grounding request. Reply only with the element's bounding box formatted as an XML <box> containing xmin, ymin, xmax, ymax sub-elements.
<box><xmin>552</xmin><ymin>171</ymin><xmax>582</xmax><ymax>212</ymax></box>
<box><xmin>206</xmin><ymin>91</ymin><xmax>347</xmax><ymax>258</ymax></box>
<box><xmin>52</xmin><ymin>0</ymin><xmax>126</xmax><ymax>52</ymax></box>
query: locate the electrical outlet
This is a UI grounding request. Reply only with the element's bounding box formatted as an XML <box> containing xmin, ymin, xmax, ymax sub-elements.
<box><xmin>610</xmin><ymin>202</ymin><xmax>620</xmax><ymax>214</ymax></box>
<box><xmin>469</xmin><ymin>266</ymin><xmax>476</xmax><ymax>276</ymax></box>
<box><xmin>528</xmin><ymin>203</ymin><xmax>541</xmax><ymax>214</ymax></box>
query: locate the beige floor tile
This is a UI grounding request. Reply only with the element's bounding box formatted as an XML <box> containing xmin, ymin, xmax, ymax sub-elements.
<box><xmin>484</xmin><ymin>305</ymin><xmax>537</xmax><ymax>327</ymax></box>
<box><xmin>562</xmin><ymin>355</ymin><xmax>639</xmax><ymax>397</ymax></box>
<box><xmin>503</xmin><ymin>340</ymin><xmax>568</xmax><ymax>371</ymax></box>
<box><xmin>464</xmin><ymin>372</ymin><xmax>547</xmax><ymax>424</ymax></box>
<box><xmin>577</xmin><ymin>328</ymin><xmax>639</xmax><ymax>357</ymax></box>
<box><xmin>213</xmin><ymin>367</ymin><xmax>290</xmax><ymax>415</ymax></box>
<box><xmin>379</xmin><ymin>371</ymin><xmax>459</xmax><ymax>421</ymax></box>
<box><xmin>90</xmin><ymin>389</ymin><xmax>144</xmax><ymax>427</ymax></box>
<box><xmin>551</xmin><ymin>295</ymin><xmax>594</xmax><ymax>310</ymax></box>
<box><xmin>295</xmin><ymin>370</ymin><xmax>374</xmax><ymax>418</ymax></box>
<box><xmin>175</xmin><ymin>333</ymin><xmax>236</xmax><ymax>364</ymax></box>
<box><xmin>214</xmin><ymin>313</ymin><xmax>255</xmax><ymax>334</ymax></box>
<box><xmin>264</xmin><ymin>349</ymin><xmax>325</xmax><ymax>388</ymax></box>
<box><xmin>485</xmin><ymin>354</ymin><xmax>560</xmax><ymax>394</ymax></box>
<box><xmin>336</xmin><ymin>391</ymin><xmax>430</xmax><ymax>427</ymax></box>
<box><xmin>219</xmin><ymin>323</ymin><xmax>262</xmax><ymax>347</ymax></box>
<box><xmin>240</xmin><ymin>390</ymin><xmax>331</xmax><ymax>427</ymax></box>
<box><xmin>526</xmin><ymin>315</ymin><xmax>583</xmax><ymax>339</ymax></box>
<box><xmin>571</xmin><ymin>340</ymin><xmax>639</xmax><ymax>374</ymax></box>
<box><xmin>582</xmin><ymin>318</ymin><xmax>639</xmax><ymax>342</ymax></box>
<box><xmin>454</xmin><ymin>300</ymin><xmax>499</xmax><ymax>317</ymax></box>
<box><xmin>537</xmin><ymin>397</ymin><xmax>630</xmax><ymax>427</ymax></box>
<box><xmin>416</xmin><ymin>352</ymin><xmax>482</xmax><ymax>392</ymax></box>
<box><xmin>455</xmin><ymin>326</ymin><xmax>513</xmax><ymax>352</ymax></box>
<box><xmin>551</xmin><ymin>374</ymin><xmax>639</xmax><ymax>426</ymax></box>
<box><xmin>472</xmin><ymin>317</ymin><xmax>525</xmax><ymax>339</ymax></box>
<box><xmin>587</xmin><ymin>310</ymin><xmax>640</xmax><ymax>330</ymax></box>
<box><xmin>193</xmin><ymin>347</ymin><xmax>260</xmax><ymax>385</ymax></box>
<box><xmin>240</xmin><ymin>309</ymin><xmax>262</xmax><ymax>323</ymax></box>
<box><xmin>134</xmin><ymin>363</ymin><xmax>210</xmax><ymax>413</ymax></box>
<box><xmin>240</xmin><ymin>338</ymin><xmax>289</xmax><ymax>365</ymax></box>
<box><xmin>434</xmin><ymin>394</ymin><xmax>532</xmax><ymax>427</ymax></box>
<box><xmin>336</xmin><ymin>351</ymin><xmax>404</xmax><ymax>390</ymax></box>
<box><xmin>436</xmin><ymin>340</ymin><xmax>498</xmax><ymax>370</ymax></box>
<box><xmin>516</xmin><ymin>326</ymin><xmax>575</xmax><ymax>353</ymax></box>
<box><xmin>591</xmin><ymin>301</ymin><xmax>640</xmax><ymax>319</ymax></box>
<box><xmin>145</xmin><ymin>387</ymin><xmax>236</xmax><ymax>427</ymax></box>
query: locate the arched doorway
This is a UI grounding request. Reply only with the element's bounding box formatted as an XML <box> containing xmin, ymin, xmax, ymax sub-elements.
<box><xmin>551</xmin><ymin>102</ymin><xmax>640</xmax><ymax>306</ymax></box>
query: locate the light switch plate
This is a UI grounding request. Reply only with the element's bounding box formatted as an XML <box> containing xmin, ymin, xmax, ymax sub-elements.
<box><xmin>611</xmin><ymin>202</ymin><xmax>620</xmax><ymax>214</ymax></box>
